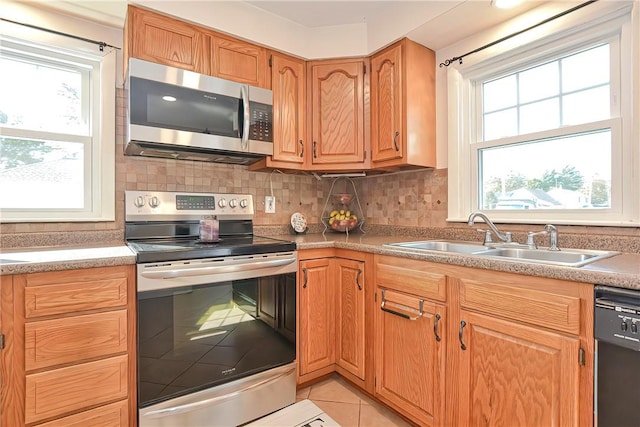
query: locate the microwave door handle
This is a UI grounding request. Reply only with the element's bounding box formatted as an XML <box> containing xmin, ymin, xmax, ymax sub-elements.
<box><xmin>240</xmin><ymin>85</ymin><xmax>250</xmax><ymax>151</ymax></box>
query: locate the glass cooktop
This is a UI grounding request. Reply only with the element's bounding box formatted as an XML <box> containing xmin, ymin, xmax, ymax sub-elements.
<box><xmin>127</xmin><ymin>235</ymin><xmax>296</xmax><ymax>263</ymax></box>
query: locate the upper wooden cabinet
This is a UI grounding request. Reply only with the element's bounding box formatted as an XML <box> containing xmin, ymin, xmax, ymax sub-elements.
<box><xmin>251</xmin><ymin>51</ymin><xmax>306</xmax><ymax>171</ymax></box>
<box><xmin>126</xmin><ymin>6</ymin><xmax>209</xmax><ymax>74</ymax></box>
<box><xmin>208</xmin><ymin>34</ymin><xmax>269</xmax><ymax>88</ymax></box>
<box><xmin>126</xmin><ymin>6</ymin><xmax>270</xmax><ymax>89</ymax></box>
<box><xmin>307</xmin><ymin>58</ymin><xmax>369</xmax><ymax>170</ymax></box>
<box><xmin>370</xmin><ymin>38</ymin><xmax>436</xmax><ymax>169</ymax></box>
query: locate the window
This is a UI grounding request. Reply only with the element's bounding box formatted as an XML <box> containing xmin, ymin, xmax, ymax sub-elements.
<box><xmin>0</xmin><ymin>36</ymin><xmax>115</xmax><ymax>222</ymax></box>
<box><xmin>447</xmin><ymin>4</ymin><xmax>638</xmax><ymax>226</ymax></box>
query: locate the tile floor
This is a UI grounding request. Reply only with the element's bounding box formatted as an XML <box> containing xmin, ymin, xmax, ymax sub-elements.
<box><xmin>296</xmin><ymin>375</ymin><xmax>413</xmax><ymax>427</ymax></box>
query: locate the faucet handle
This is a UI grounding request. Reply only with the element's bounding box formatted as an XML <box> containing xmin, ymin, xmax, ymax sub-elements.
<box><xmin>476</xmin><ymin>229</ymin><xmax>494</xmax><ymax>245</ymax></box>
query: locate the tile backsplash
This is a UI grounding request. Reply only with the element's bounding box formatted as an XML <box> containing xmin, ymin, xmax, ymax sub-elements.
<box><xmin>1</xmin><ymin>88</ymin><xmax>638</xmax><ymax>249</ymax></box>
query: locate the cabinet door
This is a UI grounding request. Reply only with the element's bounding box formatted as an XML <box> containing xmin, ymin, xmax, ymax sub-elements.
<box><xmin>335</xmin><ymin>258</ymin><xmax>365</xmax><ymax>380</ymax></box>
<box><xmin>456</xmin><ymin>310</ymin><xmax>581</xmax><ymax>426</ymax></box>
<box><xmin>371</xmin><ymin>43</ymin><xmax>403</xmax><ymax>163</ymax></box>
<box><xmin>127</xmin><ymin>6</ymin><xmax>208</xmax><ymax>73</ymax></box>
<box><xmin>271</xmin><ymin>52</ymin><xmax>306</xmax><ymax>165</ymax></box>
<box><xmin>309</xmin><ymin>59</ymin><xmax>366</xmax><ymax>166</ymax></box>
<box><xmin>375</xmin><ymin>288</ymin><xmax>446</xmax><ymax>426</ymax></box>
<box><xmin>299</xmin><ymin>258</ymin><xmax>335</xmax><ymax>375</ymax></box>
<box><xmin>211</xmin><ymin>36</ymin><xmax>268</xmax><ymax>88</ymax></box>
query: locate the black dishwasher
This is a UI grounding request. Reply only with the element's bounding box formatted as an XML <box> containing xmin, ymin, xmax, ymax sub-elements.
<box><xmin>594</xmin><ymin>285</ymin><xmax>640</xmax><ymax>427</ymax></box>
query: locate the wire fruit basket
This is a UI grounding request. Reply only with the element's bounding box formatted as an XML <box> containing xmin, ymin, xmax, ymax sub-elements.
<box><xmin>321</xmin><ymin>177</ymin><xmax>365</xmax><ymax>235</ymax></box>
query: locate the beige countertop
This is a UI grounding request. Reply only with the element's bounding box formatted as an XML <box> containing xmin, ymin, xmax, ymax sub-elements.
<box><xmin>1</xmin><ymin>233</ymin><xmax>638</xmax><ymax>291</ymax></box>
<box><xmin>0</xmin><ymin>243</ymin><xmax>136</xmax><ymax>275</ymax></box>
<box><xmin>265</xmin><ymin>232</ymin><xmax>640</xmax><ymax>291</ymax></box>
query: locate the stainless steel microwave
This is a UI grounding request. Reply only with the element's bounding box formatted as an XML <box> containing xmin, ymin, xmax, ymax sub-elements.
<box><xmin>125</xmin><ymin>58</ymin><xmax>273</xmax><ymax>165</ymax></box>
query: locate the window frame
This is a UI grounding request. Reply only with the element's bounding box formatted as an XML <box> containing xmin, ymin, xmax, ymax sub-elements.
<box><xmin>0</xmin><ymin>35</ymin><xmax>115</xmax><ymax>222</ymax></box>
<box><xmin>447</xmin><ymin>3</ymin><xmax>638</xmax><ymax>226</ymax></box>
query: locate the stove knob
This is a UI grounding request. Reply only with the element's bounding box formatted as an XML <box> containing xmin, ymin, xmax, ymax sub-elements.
<box><xmin>218</xmin><ymin>198</ymin><xmax>227</xmax><ymax>208</ymax></box>
<box><xmin>621</xmin><ymin>321</ymin><xmax>629</xmax><ymax>332</ymax></box>
<box><xmin>229</xmin><ymin>199</ymin><xmax>238</xmax><ymax>208</ymax></box>
<box><xmin>632</xmin><ymin>323</ymin><xmax>638</xmax><ymax>334</ymax></box>
<box><xmin>149</xmin><ymin>196</ymin><xmax>160</xmax><ymax>208</ymax></box>
<box><xmin>239</xmin><ymin>199</ymin><xmax>248</xmax><ymax>209</ymax></box>
<box><xmin>134</xmin><ymin>196</ymin><xmax>145</xmax><ymax>208</ymax></box>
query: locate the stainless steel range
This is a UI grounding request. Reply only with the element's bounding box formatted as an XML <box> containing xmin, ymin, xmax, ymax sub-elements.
<box><xmin>125</xmin><ymin>190</ymin><xmax>297</xmax><ymax>427</ymax></box>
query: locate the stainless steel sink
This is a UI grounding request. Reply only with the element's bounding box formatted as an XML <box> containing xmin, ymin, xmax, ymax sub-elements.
<box><xmin>479</xmin><ymin>247</ymin><xmax>619</xmax><ymax>267</ymax></box>
<box><xmin>385</xmin><ymin>240</ymin><xmax>492</xmax><ymax>254</ymax></box>
<box><xmin>384</xmin><ymin>240</ymin><xmax>619</xmax><ymax>267</ymax></box>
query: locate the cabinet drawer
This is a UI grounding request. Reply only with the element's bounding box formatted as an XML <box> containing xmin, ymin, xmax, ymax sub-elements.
<box><xmin>25</xmin><ymin>310</ymin><xmax>128</xmax><ymax>371</ymax></box>
<box><xmin>376</xmin><ymin>255</ymin><xmax>446</xmax><ymax>301</ymax></box>
<box><xmin>25</xmin><ymin>355</ymin><xmax>128</xmax><ymax>424</ymax></box>
<box><xmin>458</xmin><ymin>278</ymin><xmax>581</xmax><ymax>334</ymax></box>
<box><xmin>35</xmin><ymin>400</ymin><xmax>128</xmax><ymax>427</ymax></box>
<box><xmin>23</xmin><ymin>269</ymin><xmax>128</xmax><ymax>318</ymax></box>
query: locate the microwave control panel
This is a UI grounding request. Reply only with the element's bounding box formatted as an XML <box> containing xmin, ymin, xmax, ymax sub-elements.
<box><xmin>250</xmin><ymin>102</ymin><xmax>273</xmax><ymax>142</ymax></box>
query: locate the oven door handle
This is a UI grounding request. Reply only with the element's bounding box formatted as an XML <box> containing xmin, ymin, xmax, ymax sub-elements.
<box><xmin>142</xmin><ymin>364</ymin><xmax>296</xmax><ymax>418</ymax></box>
<box><xmin>140</xmin><ymin>256</ymin><xmax>297</xmax><ymax>279</ymax></box>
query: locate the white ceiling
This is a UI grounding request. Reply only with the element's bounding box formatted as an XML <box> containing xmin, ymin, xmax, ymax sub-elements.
<box><xmin>39</xmin><ymin>0</ymin><xmax>550</xmax><ymax>51</ymax></box>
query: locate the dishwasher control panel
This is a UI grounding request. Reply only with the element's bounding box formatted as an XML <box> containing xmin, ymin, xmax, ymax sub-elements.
<box><xmin>595</xmin><ymin>285</ymin><xmax>640</xmax><ymax>352</ymax></box>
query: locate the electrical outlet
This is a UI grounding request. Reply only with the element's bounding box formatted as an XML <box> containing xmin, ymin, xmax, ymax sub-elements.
<box><xmin>265</xmin><ymin>196</ymin><xmax>276</xmax><ymax>213</ymax></box>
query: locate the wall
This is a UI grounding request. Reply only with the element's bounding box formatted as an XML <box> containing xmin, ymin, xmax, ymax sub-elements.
<box><xmin>2</xmin><ymin>2</ymin><xmax>638</xmax><ymax>250</ymax></box>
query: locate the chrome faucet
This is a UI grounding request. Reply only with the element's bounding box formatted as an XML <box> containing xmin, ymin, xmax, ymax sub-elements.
<box><xmin>526</xmin><ymin>224</ymin><xmax>560</xmax><ymax>250</ymax></box>
<box><xmin>467</xmin><ymin>212</ymin><xmax>512</xmax><ymax>245</ymax></box>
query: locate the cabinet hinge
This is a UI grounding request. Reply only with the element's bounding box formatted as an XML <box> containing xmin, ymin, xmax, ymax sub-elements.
<box><xmin>0</xmin><ymin>333</ymin><xmax>5</xmax><ymax>350</ymax></box>
<box><xmin>364</xmin><ymin>150</ymin><xmax>367</xmax><ymax>160</ymax></box>
<box><xmin>269</xmin><ymin>55</ymin><xmax>273</xmax><ymax>68</ymax></box>
<box><xmin>374</xmin><ymin>293</ymin><xmax>377</xmax><ymax>302</ymax></box>
<box><xmin>363</xmin><ymin>64</ymin><xmax>366</xmax><ymax>75</ymax></box>
<box><xmin>578</xmin><ymin>347</ymin><xmax>585</xmax><ymax>366</ymax></box>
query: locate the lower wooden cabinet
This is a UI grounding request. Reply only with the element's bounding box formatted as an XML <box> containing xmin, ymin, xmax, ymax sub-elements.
<box><xmin>335</xmin><ymin>257</ymin><xmax>366</xmax><ymax>380</ymax></box>
<box><xmin>375</xmin><ymin>288</ymin><xmax>446</xmax><ymax>426</ymax></box>
<box><xmin>298</xmin><ymin>257</ymin><xmax>335</xmax><ymax>376</ymax></box>
<box><xmin>297</xmin><ymin>250</ymin><xmax>372</xmax><ymax>390</ymax></box>
<box><xmin>455</xmin><ymin>310</ymin><xmax>580</xmax><ymax>426</ymax></box>
<box><xmin>1</xmin><ymin>265</ymin><xmax>136</xmax><ymax>427</ymax></box>
<box><xmin>371</xmin><ymin>255</ymin><xmax>593</xmax><ymax>427</ymax></box>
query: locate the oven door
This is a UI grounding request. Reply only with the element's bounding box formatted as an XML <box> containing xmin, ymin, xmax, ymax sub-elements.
<box><xmin>137</xmin><ymin>252</ymin><xmax>297</xmax><ymax>426</ymax></box>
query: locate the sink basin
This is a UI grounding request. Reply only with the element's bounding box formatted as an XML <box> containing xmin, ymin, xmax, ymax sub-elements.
<box><xmin>385</xmin><ymin>240</ymin><xmax>492</xmax><ymax>255</ymax></box>
<box><xmin>384</xmin><ymin>240</ymin><xmax>619</xmax><ymax>267</ymax></box>
<box><xmin>479</xmin><ymin>247</ymin><xmax>619</xmax><ymax>267</ymax></box>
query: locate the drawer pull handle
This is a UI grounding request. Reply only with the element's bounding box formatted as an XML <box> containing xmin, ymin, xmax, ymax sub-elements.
<box><xmin>299</xmin><ymin>140</ymin><xmax>304</xmax><ymax>157</ymax></box>
<box><xmin>356</xmin><ymin>269</ymin><xmax>362</xmax><ymax>291</ymax></box>
<box><xmin>380</xmin><ymin>289</ymin><xmax>423</xmax><ymax>320</ymax></box>
<box><xmin>393</xmin><ymin>131</ymin><xmax>400</xmax><ymax>151</ymax></box>
<box><xmin>434</xmin><ymin>313</ymin><xmax>441</xmax><ymax>342</ymax></box>
<box><xmin>459</xmin><ymin>320</ymin><xmax>467</xmax><ymax>350</ymax></box>
<box><xmin>302</xmin><ymin>267</ymin><xmax>308</xmax><ymax>288</ymax></box>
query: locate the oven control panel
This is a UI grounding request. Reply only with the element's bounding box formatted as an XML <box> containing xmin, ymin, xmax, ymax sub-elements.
<box><xmin>126</xmin><ymin>191</ymin><xmax>254</xmax><ymax>221</ymax></box>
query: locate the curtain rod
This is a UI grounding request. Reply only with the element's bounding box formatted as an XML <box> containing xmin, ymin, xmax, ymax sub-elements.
<box><xmin>439</xmin><ymin>0</ymin><xmax>598</xmax><ymax>67</ymax></box>
<box><xmin>1</xmin><ymin>17</ymin><xmax>120</xmax><ymax>52</ymax></box>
